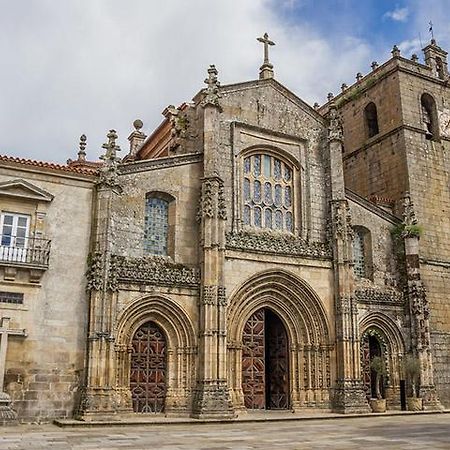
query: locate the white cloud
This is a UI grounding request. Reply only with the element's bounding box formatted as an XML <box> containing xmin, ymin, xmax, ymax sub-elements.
<box><xmin>384</xmin><ymin>7</ymin><xmax>409</xmax><ymax>22</ymax></box>
<box><xmin>0</xmin><ymin>0</ymin><xmax>373</xmax><ymax>162</ymax></box>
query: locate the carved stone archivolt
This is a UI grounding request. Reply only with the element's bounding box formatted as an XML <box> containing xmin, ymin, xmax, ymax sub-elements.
<box><xmin>227</xmin><ymin>269</ymin><xmax>332</xmax><ymax>409</ymax></box>
<box><xmin>359</xmin><ymin>313</ymin><xmax>406</xmax><ymax>405</ymax></box>
<box><xmin>112</xmin><ymin>255</ymin><xmax>200</xmax><ymax>287</ymax></box>
<box><xmin>226</xmin><ymin>230</ymin><xmax>331</xmax><ymax>259</ymax></box>
<box><xmin>114</xmin><ymin>295</ymin><xmax>198</xmax><ymax>414</ymax></box>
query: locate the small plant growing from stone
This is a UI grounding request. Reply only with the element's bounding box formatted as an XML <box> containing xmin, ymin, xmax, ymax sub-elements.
<box><xmin>403</xmin><ymin>355</ymin><xmax>421</xmax><ymax>398</ymax></box>
<box><xmin>370</xmin><ymin>356</ymin><xmax>386</xmax><ymax>400</ymax></box>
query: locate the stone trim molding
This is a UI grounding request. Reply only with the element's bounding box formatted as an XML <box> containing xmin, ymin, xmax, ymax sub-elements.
<box><xmin>113</xmin><ymin>255</ymin><xmax>200</xmax><ymax>287</ymax></box>
<box><xmin>225</xmin><ymin>230</ymin><xmax>331</xmax><ymax>259</ymax></box>
<box><xmin>119</xmin><ymin>153</ymin><xmax>202</xmax><ymax>175</ymax></box>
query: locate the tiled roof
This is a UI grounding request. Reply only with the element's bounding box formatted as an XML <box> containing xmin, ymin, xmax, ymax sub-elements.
<box><xmin>0</xmin><ymin>154</ymin><xmax>99</xmax><ymax>176</ymax></box>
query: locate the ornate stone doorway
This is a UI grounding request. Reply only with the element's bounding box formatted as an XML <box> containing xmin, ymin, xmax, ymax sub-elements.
<box><xmin>361</xmin><ymin>332</ymin><xmax>385</xmax><ymax>399</ymax></box>
<box><xmin>130</xmin><ymin>321</ymin><xmax>167</xmax><ymax>413</ymax></box>
<box><xmin>242</xmin><ymin>308</ymin><xmax>289</xmax><ymax>410</ymax></box>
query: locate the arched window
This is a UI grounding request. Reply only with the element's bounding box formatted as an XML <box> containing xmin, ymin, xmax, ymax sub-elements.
<box><xmin>436</xmin><ymin>57</ymin><xmax>445</xmax><ymax>80</ymax></box>
<box><xmin>421</xmin><ymin>93</ymin><xmax>439</xmax><ymax>141</ymax></box>
<box><xmin>242</xmin><ymin>153</ymin><xmax>294</xmax><ymax>232</ymax></box>
<box><xmin>353</xmin><ymin>226</ymin><xmax>372</xmax><ymax>280</ymax></box>
<box><xmin>144</xmin><ymin>193</ymin><xmax>173</xmax><ymax>256</ymax></box>
<box><xmin>364</xmin><ymin>102</ymin><xmax>379</xmax><ymax>138</ymax></box>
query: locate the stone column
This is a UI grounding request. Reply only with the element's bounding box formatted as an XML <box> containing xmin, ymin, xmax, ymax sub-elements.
<box><xmin>327</xmin><ymin>102</ymin><xmax>370</xmax><ymax>413</ymax></box>
<box><xmin>79</xmin><ymin>130</ymin><xmax>127</xmax><ymax>419</ymax></box>
<box><xmin>191</xmin><ymin>66</ymin><xmax>234</xmax><ymax>419</ymax></box>
<box><xmin>402</xmin><ymin>193</ymin><xmax>442</xmax><ymax>410</ymax></box>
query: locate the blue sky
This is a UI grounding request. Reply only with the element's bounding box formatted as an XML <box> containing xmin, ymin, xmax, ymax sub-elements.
<box><xmin>0</xmin><ymin>0</ymin><xmax>449</xmax><ymax>162</ymax></box>
<box><xmin>276</xmin><ymin>0</ymin><xmax>438</xmax><ymax>50</ymax></box>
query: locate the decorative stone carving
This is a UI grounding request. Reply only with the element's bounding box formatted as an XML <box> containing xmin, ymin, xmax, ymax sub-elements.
<box><xmin>163</xmin><ymin>105</ymin><xmax>194</xmax><ymax>153</ymax></box>
<box><xmin>197</xmin><ymin>177</ymin><xmax>227</xmax><ymax>221</ymax></box>
<box><xmin>202</xmin><ymin>285</ymin><xmax>217</xmax><ymax>305</ymax></box>
<box><xmin>328</xmin><ymin>102</ymin><xmax>343</xmax><ymax>142</ymax></box>
<box><xmin>355</xmin><ymin>285</ymin><xmax>404</xmax><ymax>305</ymax></box>
<box><xmin>98</xmin><ymin>130</ymin><xmax>122</xmax><ymax>189</ymax></box>
<box><xmin>86</xmin><ymin>251</ymin><xmax>103</xmax><ymax>291</ymax></box>
<box><xmin>201</xmin><ymin>65</ymin><xmax>222</xmax><ymax>110</ymax></box>
<box><xmin>217</xmin><ymin>181</ymin><xmax>227</xmax><ymax>220</ymax></box>
<box><xmin>113</xmin><ymin>255</ymin><xmax>200</xmax><ymax>287</ymax></box>
<box><xmin>107</xmin><ymin>255</ymin><xmax>119</xmax><ymax>292</ymax></box>
<box><xmin>402</xmin><ymin>192</ymin><xmax>418</xmax><ymax>231</ymax></box>
<box><xmin>226</xmin><ymin>230</ymin><xmax>331</xmax><ymax>259</ymax></box>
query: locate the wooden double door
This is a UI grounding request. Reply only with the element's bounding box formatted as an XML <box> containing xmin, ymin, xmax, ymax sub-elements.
<box><xmin>130</xmin><ymin>321</ymin><xmax>167</xmax><ymax>413</ymax></box>
<box><xmin>242</xmin><ymin>308</ymin><xmax>290</xmax><ymax>409</ymax></box>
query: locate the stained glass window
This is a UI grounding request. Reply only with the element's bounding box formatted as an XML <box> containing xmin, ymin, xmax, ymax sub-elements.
<box><xmin>242</xmin><ymin>154</ymin><xmax>295</xmax><ymax>232</ymax></box>
<box><xmin>274</xmin><ymin>159</ymin><xmax>282</xmax><ymax>180</ymax></box>
<box><xmin>286</xmin><ymin>212</ymin><xmax>293</xmax><ymax>232</ymax></box>
<box><xmin>285</xmin><ymin>186</ymin><xmax>292</xmax><ymax>207</ymax></box>
<box><xmin>263</xmin><ymin>155</ymin><xmax>271</xmax><ymax>177</ymax></box>
<box><xmin>144</xmin><ymin>197</ymin><xmax>169</xmax><ymax>255</ymax></box>
<box><xmin>265</xmin><ymin>209</ymin><xmax>272</xmax><ymax>228</ymax></box>
<box><xmin>264</xmin><ymin>182</ymin><xmax>272</xmax><ymax>205</ymax></box>
<box><xmin>244</xmin><ymin>178</ymin><xmax>251</xmax><ymax>201</ymax></box>
<box><xmin>254</xmin><ymin>180</ymin><xmax>261</xmax><ymax>203</ymax></box>
<box><xmin>253</xmin><ymin>155</ymin><xmax>261</xmax><ymax>176</ymax></box>
<box><xmin>254</xmin><ymin>207</ymin><xmax>262</xmax><ymax>227</ymax></box>
<box><xmin>244</xmin><ymin>157</ymin><xmax>251</xmax><ymax>174</ymax></box>
<box><xmin>353</xmin><ymin>229</ymin><xmax>366</xmax><ymax>278</ymax></box>
<box><xmin>274</xmin><ymin>184</ymin><xmax>282</xmax><ymax>207</ymax></box>
<box><xmin>275</xmin><ymin>210</ymin><xmax>283</xmax><ymax>229</ymax></box>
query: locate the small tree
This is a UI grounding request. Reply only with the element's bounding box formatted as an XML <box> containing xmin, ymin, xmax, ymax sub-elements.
<box><xmin>403</xmin><ymin>355</ymin><xmax>421</xmax><ymax>398</ymax></box>
<box><xmin>370</xmin><ymin>356</ymin><xmax>386</xmax><ymax>400</ymax></box>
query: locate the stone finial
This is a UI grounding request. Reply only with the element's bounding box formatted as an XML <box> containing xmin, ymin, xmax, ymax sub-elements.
<box><xmin>201</xmin><ymin>65</ymin><xmax>222</xmax><ymax>110</ymax></box>
<box><xmin>313</xmin><ymin>102</ymin><xmax>320</xmax><ymax>110</ymax></box>
<box><xmin>392</xmin><ymin>45</ymin><xmax>401</xmax><ymax>58</ymax></box>
<box><xmin>99</xmin><ymin>129</ymin><xmax>122</xmax><ymax>188</ymax></box>
<box><xmin>341</xmin><ymin>83</ymin><xmax>348</xmax><ymax>92</ymax></box>
<box><xmin>327</xmin><ymin>92</ymin><xmax>334</xmax><ymax>102</ymax></box>
<box><xmin>411</xmin><ymin>54</ymin><xmax>419</xmax><ymax>62</ymax></box>
<box><xmin>133</xmin><ymin>119</ymin><xmax>143</xmax><ymax>131</ymax></box>
<box><xmin>371</xmin><ymin>61</ymin><xmax>379</xmax><ymax>71</ymax></box>
<box><xmin>356</xmin><ymin>72</ymin><xmax>363</xmax><ymax>82</ymax></box>
<box><xmin>328</xmin><ymin>101</ymin><xmax>343</xmax><ymax>142</ymax></box>
<box><xmin>128</xmin><ymin>119</ymin><xmax>147</xmax><ymax>159</ymax></box>
<box><xmin>77</xmin><ymin>134</ymin><xmax>87</xmax><ymax>162</ymax></box>
<box><xmin>101</xmin><ymin>129</ymin><xmax>121</xmax><ymax>160</ymax></box>
<box><xmin>257</xmin><ymin>32</ymin><xmax>275</xmax><ymax>79</ymax></box>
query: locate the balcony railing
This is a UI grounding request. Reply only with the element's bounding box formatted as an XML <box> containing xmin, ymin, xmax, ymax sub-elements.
<box><xmin>0</xmin><ymin>235</ymin><xmax>51</xmax><ymax>267</ymax></box>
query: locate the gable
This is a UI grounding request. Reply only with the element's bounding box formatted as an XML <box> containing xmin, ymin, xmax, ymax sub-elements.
<box><xmin>219</xmin><ymin>78</ymin><xmax>326</xmax><ymax>129</ymax></box>
<box><xmin>0</xmin><ymin>179</ymin><xmax>54</xmax><ymax>202</ymax></box>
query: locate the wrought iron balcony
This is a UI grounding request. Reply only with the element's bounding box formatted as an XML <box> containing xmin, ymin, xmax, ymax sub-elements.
<box><xmin>0</xmin><ymin>235</ymin><xmax>51</xmax><ymax>268</ymax></box>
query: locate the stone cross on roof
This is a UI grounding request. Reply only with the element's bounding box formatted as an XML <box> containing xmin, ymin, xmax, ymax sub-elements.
<box><xmin>257</xmin><ymin>33</ymin><xmax>275</xmax><ymax>80</ymax></box>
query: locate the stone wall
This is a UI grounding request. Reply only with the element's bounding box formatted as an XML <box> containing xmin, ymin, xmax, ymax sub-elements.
<box><xmin>0</xmin><ymin>166</ymin><xmax>94</xmax><ymax>422</ymax></box>
<box><xmin>431</xmin><ymin>331</ymin><xmax>450</xmax><ymax>406</ymax></box>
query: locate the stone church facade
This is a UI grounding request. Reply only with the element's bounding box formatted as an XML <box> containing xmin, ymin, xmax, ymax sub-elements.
<box><xmin>0</xmin><ymin>37</ymin><xmax>449</xmax><ymax>422</ymax></box>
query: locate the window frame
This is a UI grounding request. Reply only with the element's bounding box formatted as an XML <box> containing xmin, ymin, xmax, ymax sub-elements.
<box><xmin>364</xmin><ymin>102</ymin><xmax>380</xmax><ymax>139</ymax></box>
<box><xmin>143</xmin><ymin>192</ymin><xmax>175</xmax><ymax>257</ymax></box>
<box><xmin>352</xmin><ymin>226</ymin><xmax>373</xmax><ymax>281</ymax></box>
<box><xmin>0</xmin><ymin>212</ymin><xmax>31</xmax><ymax>263</ymax></box>
<box><xmin>240</xmin><ymin>149</ymin><xmax>299</xmax><ymax>234</ymax></box>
